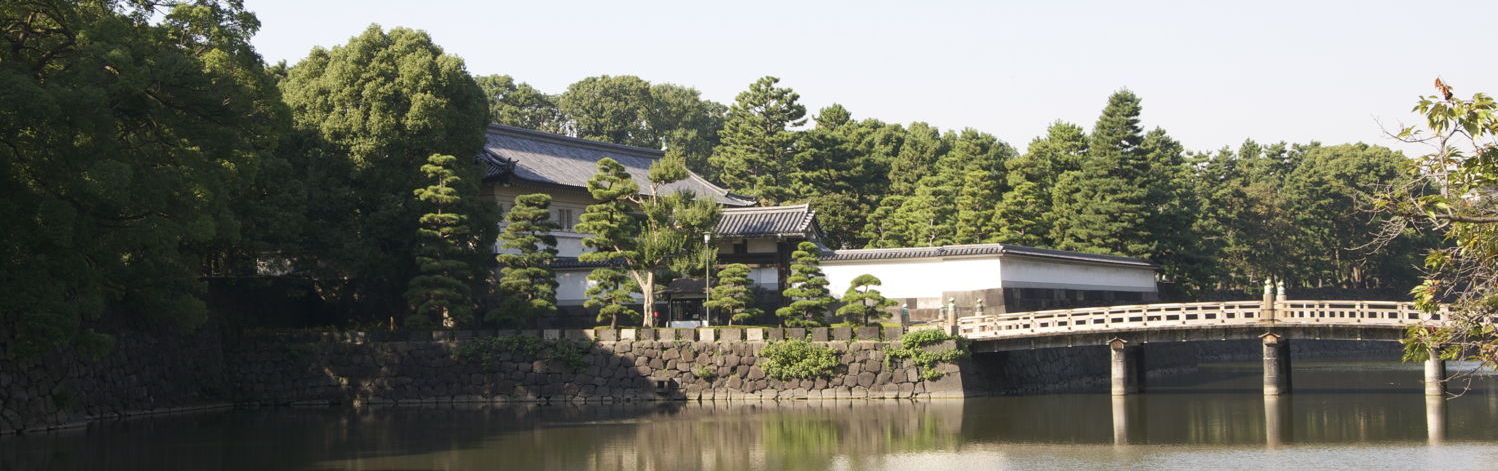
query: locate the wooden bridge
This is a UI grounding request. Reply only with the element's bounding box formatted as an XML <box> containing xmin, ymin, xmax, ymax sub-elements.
<box><xmin>935</xmin><ymin>299</ymin><xmax>1472</xmax><ymax>397</ymax></box>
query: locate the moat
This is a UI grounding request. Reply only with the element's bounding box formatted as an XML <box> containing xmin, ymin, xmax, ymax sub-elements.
<box><xmin>3</xmin><ymin>359</ymin><xmax>1497</xmax><ymax>470</ymax></box>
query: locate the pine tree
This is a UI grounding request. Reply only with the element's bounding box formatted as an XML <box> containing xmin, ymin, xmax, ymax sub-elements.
<box><xmin>1050</xmin><ymin>90</ymin><xmax>1152</xmax><ymax>257</ymax></box>
<box><xmin>992</xmin><ymin>181</ymin><xmax>1051</xmax><ymax>246</ymax></box>
<box><xmin>703</xmin><ymin>264</ymin><xmax>762</xmax><ymax>325</ymax></box>
<box><xmin>404</xmin><ymin>154</ymin><xmax>477</xmax><ymax>329</ymax></box>
<box><xmin>585</xmin><ymin>268</ymin><xmax>638</xmax><ymax>328</ymax></box>
<box><xmin>995</xmin><ymin>122</ymin><xmax>1087</xmax><ymax>246</ymax></box>
<box><xmin>776</xmin><ymin>241</ymin><xmax>835</xmax><ymax>326</ymax></box>
<box><xmin>837</xmin><ymin>274</ymin><xmax>897</xmax><ymax>326</ymax></box>
<box><xmin>575</xmin><ymin>158</ymin><xmax>642</xmax><ymax>326</ymax></box>
<box><xmin>490</xmin><ymin>193</ymin><xmax>559</xmax><ymax>327</ymax></box>
<box><xmin>710</xmin><ymin>76</ymin><xmax>807</xmax><ymax>204</ymax></box>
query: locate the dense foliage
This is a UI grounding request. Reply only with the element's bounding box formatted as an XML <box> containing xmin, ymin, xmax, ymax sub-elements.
<box><xmin>837</xmin><ymin>274</ymin><xmax>897</xmax><ymax>326</ymax></box>
<box><xmin>491</xmin><ymin>193</ymin><xmax>560</xmax><ymax>327</ymax></box>
<box><xmin>885</xmin><ymin>330</ymin><xmax>970</xmax><ymax>380</ymax></box>
<box><xmin>759</xmin><ymin>339</ymin><xmax>841</xmax><ymax>381</ymax></box>
<box><xmin>776</xmin><ymin>242</ymin><xmax>835</xmax><ymax>327</ymax></box>
<box><xmin>703</xmin><ymin>264</ymin><xmax>762</xmax><ymax>325</ymax></box>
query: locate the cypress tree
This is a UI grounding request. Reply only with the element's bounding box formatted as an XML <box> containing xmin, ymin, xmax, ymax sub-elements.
<box><xmin>404</xmin><ymin>154</ymin><xmax>477</xmax><ymax>329</ymax></box>
<box><xmin>703</xmin><ymin>264</ymin><xmax>762</xmax><ymax>325</ymax></box>
<box><xmin>837</xmin><ymin>274</ymin><xmax>897</xmax><ymax>326</ymax></box>
<box><xmin>490</xmin><ymin>193</ymin><xmax>560</xmax><ymax>327</ymax></box>
<box><xmin>776</xmin><ymin>242</ymin><xmax>835</xmax><ymax>327</ymax></box>
<box><xmin>710</xmin><ymin>76</ymin><xmax>806</xmax><ymax>204</ymax></box>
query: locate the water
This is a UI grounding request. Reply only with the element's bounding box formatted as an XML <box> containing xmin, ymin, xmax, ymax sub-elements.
<box><xmin>4</xmin><ymin>360</ymin><xmax>1498</xmax><ymax>470</ymax></box>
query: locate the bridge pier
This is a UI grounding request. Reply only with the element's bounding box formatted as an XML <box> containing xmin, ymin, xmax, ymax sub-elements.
<box><xmin>1261</xmin><ymin>333</ymin><xmax>1291</xmax><ymax>396</ymax></box>
<box><xmin>1108</xmin><ymin>338</ymin><xmax>1142</xmax><ymax>396</ymax></box>
<box><xmin>1425</xmin><ymin>356</ymin><xmax>1447</xmax><ymax>397</ymax></box>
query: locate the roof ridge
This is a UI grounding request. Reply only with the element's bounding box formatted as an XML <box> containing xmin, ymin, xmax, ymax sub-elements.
<box><xmin>487</xmin><ymin>123</ymin><xmax>665</xmax><ymax>158</ymax></box>
<box><xmin>722</xmin><ymin>203</ymin><xmax>811</xmax><ymax>213</ymax></box>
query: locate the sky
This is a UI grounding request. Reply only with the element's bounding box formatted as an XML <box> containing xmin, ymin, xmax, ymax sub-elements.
<box><xmin>244</xmin><ymin>0</ymin><xmax>1498</xmax><ymax>156</ymax></box>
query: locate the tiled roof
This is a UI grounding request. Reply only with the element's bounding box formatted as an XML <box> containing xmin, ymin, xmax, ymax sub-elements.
<box><xmin>820</xmin><ymin>243</ymin><xmax>1154</xmax><ymax>268</ymax></box>
<box><xmin>715</xmin><ymin>204</ymin><xmax>820</xmax><ymax>238</ymax></box>
<box><xmin>479</xmin><ymin>125</ymin><xmax>754</xmax><ymax>206</ymax></box>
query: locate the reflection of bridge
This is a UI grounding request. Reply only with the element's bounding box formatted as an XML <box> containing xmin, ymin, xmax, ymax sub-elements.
<box><xmin>945</xmin><ymin>300</ymin><xmax>1461</xmax><ymax>397</ymax></box>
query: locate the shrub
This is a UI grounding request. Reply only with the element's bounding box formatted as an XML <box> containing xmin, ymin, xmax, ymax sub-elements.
<box><xmin>759</xmin><ymin>339</ymin><xmax>841</xmax><ymax>380</ymax></box>
<box><xmin>885</xmin><ymin>330</ymin><xmax>969</xmax><ymax>380</ymax></box>
<box><xmin>692</xmin><ymin>365</ymin><xmax>718</xmax><ymax>382</ymax></box>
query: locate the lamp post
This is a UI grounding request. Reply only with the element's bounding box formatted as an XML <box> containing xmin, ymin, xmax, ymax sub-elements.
<box><xmin>703</xmin><ymin>232</ymin><xmax>712</xmax><ymax>327</ymax></box>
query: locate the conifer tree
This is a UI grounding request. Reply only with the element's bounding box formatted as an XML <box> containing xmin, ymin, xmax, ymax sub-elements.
<box><xmin>993</xmin><ymin>181</ymin><xmax>1051</xmax><ymax>246</ymax></box>
<box><xmin>837</xmin><ymin>274</ymin><xmax>897</xmax><ymax>326</ymax></box>
<box><xmin>703</xmin><ymin>264</ymin><xmax>762</xmax><ymax>325</ymax></box>
<box><xmin>490</xmin><ymin>193</ymin><xmax>559</xmax><ymax>327</ymax></box>
<box><xmin>575</xmin><ymin>158</ymin><xmax>642</xmax><ymax>325</ymax></box>
<box><xmin>995</xmin><ymin>122</ymin><xmax>1088</xmax><ymax>246</ymax></box>
<box><xmin>405</xmin><ymin>154</ymin><xmax>477</xmax><ymax>328</ymax></box>
<box><xmin>1050</xmin><ymin>90</ymin><xmax>1152</xmax><ymax>257</ymax></box>
<box><xmin>585</xmin><ymin>269</ymin><xmax>638</xmax><ymax>328</ymax></box>
<box><xmin>710</xmin><ymin>76</ymin><xmax>807</xmax><ymax>204</ymax></box>
<box><xmin>776</xmin><ymin>242</ymin><xmax>835</xmax><ymax>326</ymax></box>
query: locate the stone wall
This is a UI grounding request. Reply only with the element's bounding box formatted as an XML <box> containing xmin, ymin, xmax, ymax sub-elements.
<box><xmin>0</xmin><ymin>328</ymin><xmax>229</xmax><ymax>435</ymax></box>
<box><xmin>225</xmin><ymin>329</ymin><xmax>969</xmax><ymax>406</ymax></box>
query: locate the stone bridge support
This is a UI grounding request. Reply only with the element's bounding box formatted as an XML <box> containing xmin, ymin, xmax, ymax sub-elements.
<box><xmin>1261</xmin><ymin>333</ymin><xmax>1291</xmax><ymax>396</ymax></box>
<box><xmin>1108</xmin><ymin>338</ymin><xmax>1142</xmax><ymax>396</ymax></box>
<box><xmin>1425</xmin><ymin>356</ymin><xmax>1447</xmax><ymax>397</ymax></box>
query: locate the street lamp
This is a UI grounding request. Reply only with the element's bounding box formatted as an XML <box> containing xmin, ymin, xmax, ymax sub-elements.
<box><xmin>703</xmin><ymin>231</ymin><xmax>712</xmax><ymax>327</ymax></box>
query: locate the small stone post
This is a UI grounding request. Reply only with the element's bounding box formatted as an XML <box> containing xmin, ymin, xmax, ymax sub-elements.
<box><xmin>1261</xmin><ymin>333</ymin><xmax>1291</xmax><ymax>396</ymax></box>
<box><xmin>899</xmin><ymin>305</ymin><xmax>910</xmax><ymax>327</ymax></box>
<box><xmin>945</xmin><ymin>297</ymin><xmax>958</xmax><ymax>334</ymax></box>
<box><xmin>1275</xmin><ymin>280</ymin><xmax>1287</xmax><ymax>303</ymax></box>
<box><xmin>975</xmin><ymin>298</ymin><xmax>985</xmax><ymax>317</ymax></box>
<box><xmin>1109</xmin><ymin>338</ymin><xmax>1140</xmax><ymax>396</ymax></box>
<box><xmin>1425</xmin><ymin>354</ymin><xmax>1447</xmax><ymax>397</ymax></box>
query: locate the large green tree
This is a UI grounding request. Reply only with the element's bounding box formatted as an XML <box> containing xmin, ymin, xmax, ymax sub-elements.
<box><xmin>279</xmin><ymin>25</ymin><xmax>495</xmax><ymax>320</ymax></box>
<box><xmin>1050</xmin><ymin>90</ymin><xmax>1153</xmax><ymax>258</ymax></box>
<box><xmin>0</xmin><ymin>0</ymin><xmax>288</xmax><ymax>354</ymax></box>
<box><xmin>703</xmin><ymin>263</ymin><xmax>761</xmax><ymax>325</ymax></box>
<box><xmin>491</xmin><ymin>193</ymin><xmax>560</xmax><ymax>327</ymax></box>
<box><xmin>556</xmin><ymin>75</ymin><xmax>725</xmax><ymax>173</ymax></box>
<box><xmin>994</xmin><ymin>122</ymin><xmax>1088</xmax><ymax>246</ymax></box>
<box><xmin>475</xmin><ymin>74</ymin><xmax>564</xmax><ymax>132</ymax></box>
<box><xmin>710</xmin><ymin>76</ymin><xmax>807</xmax><ymax>204</ymax></box>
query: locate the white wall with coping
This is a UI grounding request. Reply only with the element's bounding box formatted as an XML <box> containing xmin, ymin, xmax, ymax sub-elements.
<box><xmin>823</xmin><ymin>256</ymin><xmax>1005</xmax><ymax>300</ymax></box>
<box><xmin>999</xmin><ymin>256</ymin><xmax>1157</xmax><ymax>292</ymax></box>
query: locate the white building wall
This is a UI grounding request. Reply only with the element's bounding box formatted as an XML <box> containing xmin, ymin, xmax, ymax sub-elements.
<box><xmin>999</xmin><ymin>257</ymin><xmax>1156</xmax><ymax>292</ymax></box>
<box><xmin>823</xmin><ymin>257</ymin><xmax>1005</xmax><ymax>301</ymax></box>
<box><xmin>556</xmin><ymin>269</ymin><xmax>593</xmax><ymax>305</ymax></box>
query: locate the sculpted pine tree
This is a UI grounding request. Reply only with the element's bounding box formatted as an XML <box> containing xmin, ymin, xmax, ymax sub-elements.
<box><xmin>405</xmin><ymin>154</ymin><xmax>476</xmax><ymax>328</ymax></box>
<box><xmin>490</xmin><ymin>193</ymin><xmax>560</xmax><ymax>327</ymax></box>
<box><xmin>710</xmin><ymin>76</ymin><xmax>807</xmax><ymax>204</ymax></box>
<box><xmin>776</xmin><ymin>242</ymin><xmax>835</xmax><ymax>327</ymax></box>
<box><xmin>837</xmin><ymin>274</ymin><xmax>898</xmax><ymax>326</ymax></box>
<box><xmin>576</xmin><ymin>155</ymin><xmax>720</xmax><ymax>327</ymax></box>
<box><xmin>704</xmin><ymin>264</ymin><xmax>762</xmax><ymax>325</ymax></box>
<box><xmin>585</xmin><ymin>269</ymin><xmax>638</xmax><ymax>329</ymax></box>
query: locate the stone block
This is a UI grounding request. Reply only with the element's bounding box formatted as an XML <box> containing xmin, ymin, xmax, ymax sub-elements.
<box><xmin>454</xmin><ymin>330</ymin><xmax>476</xmax><ymax>340</ymax></box>
<box><xmin>658</xmin><ymin>328</ymin><xmax>678</xmax><ymax>341</ymax></box>
<box><xmin>497</xmin><ymin>330</ymin><xmax>518</xmax><ymax>338</ymax></box>
<box><xmin>787</xmin><ymin>328</ymin><xmax>807</xmax><ymax>340</ymax></box>
<box><xmin>698</xmin><ymin>328</ymin><xmax>716</xmax><ymax>342</ymax></box>
<box><xmin>883</xmin><ymin>325</ymin><xmax>904</xmax><ymax>340</ymax></box>
<box><xmin>599</xmin><ymin>329</ymin><xmax>619</xmax><ymax>342</ymax></box>
<box><xmin>637</xmin><ymin>329</ymin><xmax>658</xmax><ymax>341</ymax></box>
<box><xmin>563</xmin><ymin>330</ymin><xmax>589</xmax><ymax>340</ymax></box>
<box><xmin>810</xmin><ymin>328</ymin><xmax>829</xmax><ymax>342</ymax></box>
<box><xmin>542</xmin><ymin>329</ymin><xmax>560</xmax><ymax>340</ymax></box>
<box><xmin>620</xmin><ymin>329</ymin><xmax>637</xmax><ymax>341</ymax></box>
<box><xmin>720</xmin><ymin>328</ymin><xmax>744</xmax><ymax>342</ymax></box>
<box><xmin>831</xmin><ymin>327</ymin><xmax>853</xmax><ymax>341</ymax></box>
<box><xmin>854</xmin><ymin>327</ymin><xmax>880</xmax><ymax>341</ymax></box>
<box><xmin>766</xmin><ymin>328</ymin><xmax>785</xmax><ymax>341</ymax></box>
<box><xmin>519</xmin><ymin>329</ymin><xmax>540</xmax><ymax>338</ymax></box>
<box><xmin>746</xmin><ymin>328</ymin><xmax>765</xmax><ymax>342</ymax></box>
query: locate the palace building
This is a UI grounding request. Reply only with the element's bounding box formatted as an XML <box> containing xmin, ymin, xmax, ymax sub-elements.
<box><xmin>480</xmin><ymin>124</ymin><xmax>1158</xmax><ymax>327</ymax></box>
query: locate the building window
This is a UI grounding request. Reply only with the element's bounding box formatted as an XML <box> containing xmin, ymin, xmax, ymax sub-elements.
<box><xmin>557</xmin><ymin>209</ymin><xmax>574</xmax><ymax>231</ymax></box>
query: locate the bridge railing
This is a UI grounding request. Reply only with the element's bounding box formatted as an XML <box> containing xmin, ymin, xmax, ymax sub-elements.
<box><xmin>959</xmin><ymin>299</ymin><xmax>1458</xmax><ymax>340</ymax></box>
<box><xmin>959</xmin><ymin>300</ymin><xmax>1265</xmax><ymax>339</ymax></box>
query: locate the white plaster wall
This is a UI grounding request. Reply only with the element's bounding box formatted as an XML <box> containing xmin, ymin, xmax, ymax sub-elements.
<box><xmin>999</xmin><ymin>257</ymin><xmax>1157</xmax><ymax>292</ymax></box>
<box><xmin>749</xmin><ymin>267</ymin><xmax>779</xmax><ymax>290</ymax></box>
<box><xmin>823</xmin><ymin>257</ymin><xmax>1004</xmax><ymax>300</ymax></box>
<box><xmin>491</xmin><ymin>185</ymin><xmax>593</xmax><ymax>258</ymax></box>
<box><xmin>556</xmin><ymin>269</ymin><xmax>593</xmax><ymax>305</ymax></box>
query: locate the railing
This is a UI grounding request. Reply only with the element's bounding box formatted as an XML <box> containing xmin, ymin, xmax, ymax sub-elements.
<box><xmin>958</xmin><ymin>300</ymin><xmax>1456</xmax><ymax>340</ymax></box>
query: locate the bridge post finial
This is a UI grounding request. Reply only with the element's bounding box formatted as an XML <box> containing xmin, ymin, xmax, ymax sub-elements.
<box><xmin>1275</xmin><ymin>280</ymin><xmax>1287</xmax><ymax>303</ymax></box>
<box><xmin>975</xmin><ymin>298</ymin><xmax>985</xmax><ymax>317</ymax></box>
<box><xmin>1262</xmin><ymin>279</ymin><xmax>1276</xmax><ymax>321</ymax></box>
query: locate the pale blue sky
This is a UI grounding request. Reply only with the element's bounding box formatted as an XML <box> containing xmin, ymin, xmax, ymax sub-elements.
<box><xmin>245</xmin><ymin>0</ymin><xmax>1496</xmax><ymax>156</ymax></box>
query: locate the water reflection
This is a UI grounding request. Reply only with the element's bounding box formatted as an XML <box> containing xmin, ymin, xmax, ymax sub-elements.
<box><xmin>2</xmin><ymin>361</ymin><xmax>1497</xmax><ymax>471</ymax></box>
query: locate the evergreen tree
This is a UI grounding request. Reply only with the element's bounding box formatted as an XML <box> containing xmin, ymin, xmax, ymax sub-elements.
<box><xmin>281</xmin><ymin>25</ymin><xmax>495</xmax><ymax>320</ymax></box>
<box><xmin>947</xmin><ymin>129</ymin><xmax>1014</xmax><ymax>243</ymax></box>
<box><xmin>490</xmin><ymin>193</ymin><xmax>560</xmax><ymax>327</ymax></box>
<box><xmin>585</xmin><ymin>268</ymin><xmax>638</xmax><ymax>329</ymax></box>
<box><xmin>886</xmin><ymin>122</ymin><xmax>949</xmax><ymax>196</ymax></box>
<box><xmin>1050</xmin><ymin>90</ymin><xmax>1152</xmax><ymax>257</ymax></box>
<box><xmin>710</xmin><ymin>76</ymin><xmax>807</xmax><ymax>204</ymax></box>
<box><xmin>995</xmin><ymin>122</ymin><xmax>1087</xmax><ymax>246</ymax></box>
<box><xmin>776</xmin><ymin>242</ymin><xmax>835</xmax><ymax>326</ymax></box>
<box><xmin>992</xmin><ymin>181</ymin><xmax>1051</xmax><ymax>246</ymax></box>
<box><xmin>555</xmin><ymin>76</ymin><xmax>725</xmax><ymax>174</ymax></box>
<box><xmin>703</xmin><ymin>264</ymin><xmax>762</xmax><ymax>325</ymax></box>
<box><xmin>405</xmin><ymin>154</ymin><xmax>477</xmax><ymax>328</ymax></box>
<box><xmin>794</xmin><ymin>105</ymin><xmax>893</xmax><ymax>248</ymax></box>
<box><xmin>837</xmin><ymin>274</ymin><xmax>897</xmax><ymax>326</ymax></box>
<box><xmin>475</xmin><ymin>74</ymin><xmax>564</xmax><ymax>132</ymax></box>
